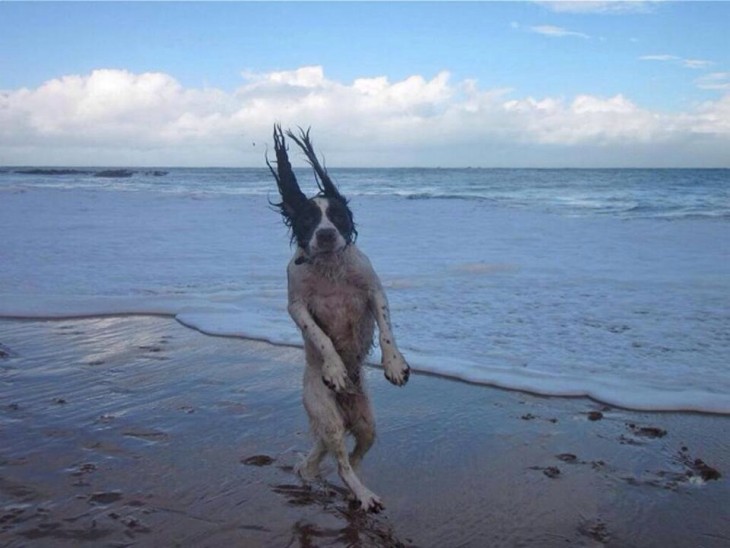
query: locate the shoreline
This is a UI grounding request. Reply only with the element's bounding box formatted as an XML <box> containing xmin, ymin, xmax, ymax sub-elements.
<box><xmin>1</xmin><ymin>315</ymin><xmax>728</xmax><ymax>546</ymax></box>
<box><xmin>1</xmin><ymin>313</ymin><xmax>727</xmax><ymax>417</ymax></box>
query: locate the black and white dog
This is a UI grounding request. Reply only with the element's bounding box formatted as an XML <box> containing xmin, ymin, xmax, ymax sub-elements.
<box><xmin>268</xmin><ymin>126</ymin><xmax>410</xmax><ymax>512</ymax></box>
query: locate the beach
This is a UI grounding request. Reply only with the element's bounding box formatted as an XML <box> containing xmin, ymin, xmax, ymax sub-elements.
<box><xmin>1</xmin><ymin>316</ymin><xmax>727</xmax><ymax>547</ymax></box>
<box><xmin>3</xmin><ymin>0</ymin><xmax>730</xmax><ymax>544</ymax></box>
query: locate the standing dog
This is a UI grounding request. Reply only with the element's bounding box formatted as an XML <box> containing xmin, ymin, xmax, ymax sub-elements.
<box><xmin>268</xmin><ymin>126</ymin><xmax>410</xmax><ymax>512</ymax></box>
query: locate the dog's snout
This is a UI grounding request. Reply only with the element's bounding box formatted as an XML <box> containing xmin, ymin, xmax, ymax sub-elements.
<box><xmin>316</xmin><ymin>228</ymin><xmax>337</xmax><ymax>246</ymax></box>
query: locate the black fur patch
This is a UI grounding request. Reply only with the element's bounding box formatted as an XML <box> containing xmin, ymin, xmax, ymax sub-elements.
<box><xmin>290</xmin><ymin>201</ymin><xmax>322</xmax><ymax>249</ymax></box>
<box><xmin>324</xmin><ymin>197</ymin><xmax>356</xmax><ymax>244</ymax></box>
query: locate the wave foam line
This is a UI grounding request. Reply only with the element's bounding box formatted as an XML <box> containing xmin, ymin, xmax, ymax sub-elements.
<box><xmin>1</xmin><ymin>295</ymin><xmax>728</xmax><ymax>415</ymax></box>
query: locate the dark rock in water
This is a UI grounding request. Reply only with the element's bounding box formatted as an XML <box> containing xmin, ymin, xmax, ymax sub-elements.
<box><xmin>587</xmin><ymin>411</ymin><xmax>604</xmax><ymax>421</ymax></box>
<box><xmin>144</xmin><ymin>170</ymin><xmax>168</xmax><ymax>177</ymax></box>
<box><xmin>94</xmin><ymin>169</ymin><xmax>135</xmax><ymax>178</ymax></box>
<box><xmin>15</xmin><ymin>168</ymin><xmax>91</xmax><ymax>176</ymax></box>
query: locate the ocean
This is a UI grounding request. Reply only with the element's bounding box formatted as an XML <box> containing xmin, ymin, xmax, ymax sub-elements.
<box><xmin>1</xmin><ymin>167</ymin><xmax>728</xmax><ymax>414</ymax></box>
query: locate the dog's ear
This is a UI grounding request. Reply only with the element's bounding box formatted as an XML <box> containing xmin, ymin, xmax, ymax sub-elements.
<box><xmin>287</xmin><ymin>127</ymin><xmax>347</xmax><ymax>202</ymax></box>
<box><xmin>267</xmin><ymin>124</ymin><xmax>308</xmax><ymax>221</ymax></box>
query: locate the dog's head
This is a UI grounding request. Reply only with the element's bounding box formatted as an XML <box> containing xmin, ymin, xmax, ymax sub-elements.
<box><xmin>268</xmin><ymin>126</ymin><xmax>356</xmax><ymax>258</ymax></box>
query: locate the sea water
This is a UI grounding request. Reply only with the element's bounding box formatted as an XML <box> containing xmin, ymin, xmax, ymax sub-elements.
<box><xmin>1</xmin><ymin>167</ymin><xmax>728</xmax><ymax>413</ymax></box>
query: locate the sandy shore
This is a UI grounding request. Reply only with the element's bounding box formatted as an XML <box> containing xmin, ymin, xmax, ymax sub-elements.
<box><xmin>0</xmin><ymin>316</ymin><xmax>727</xmax><ymax>547</ymax></box>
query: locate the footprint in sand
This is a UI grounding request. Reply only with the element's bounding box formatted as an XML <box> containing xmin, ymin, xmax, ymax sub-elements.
<box><xmin>241</xmin><ymin>455</ymin><xmax>276</xmax><ymax>466</ymax></box>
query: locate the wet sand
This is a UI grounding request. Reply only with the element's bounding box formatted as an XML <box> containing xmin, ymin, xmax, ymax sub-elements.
<box><xmin>0</xmin><ymin>316</ymin><xmax>728</xmax><ymax>547</ymax></box>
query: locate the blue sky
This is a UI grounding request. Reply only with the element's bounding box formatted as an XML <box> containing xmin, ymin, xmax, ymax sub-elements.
<box><xmin>1</xmin><ymin>1</ymin><xmax>729</xmax><ymax>167</ymax></box>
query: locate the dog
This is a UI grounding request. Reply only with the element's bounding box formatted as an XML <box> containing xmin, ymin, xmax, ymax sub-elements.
<box><xmin>268</xmin><ymin>125</ymin><xmax>410</xmax><ymax>512</ymax></box>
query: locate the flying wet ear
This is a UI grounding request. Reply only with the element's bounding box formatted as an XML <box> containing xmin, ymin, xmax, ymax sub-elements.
<box><xmin>267</xmin><ymin>124</ymin><xmax>308</xmax><ymax>222</ymax></box>
<box><xmin>287</xmin><ymin>127</ymin><xmax>347</xmax><ymax>202</ymax></box>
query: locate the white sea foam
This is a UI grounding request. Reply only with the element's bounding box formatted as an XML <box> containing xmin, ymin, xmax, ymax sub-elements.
<box><xmin>1</xmin><ymin>172</ymin><xmax>729</xmax><ymax>414</ymax></box>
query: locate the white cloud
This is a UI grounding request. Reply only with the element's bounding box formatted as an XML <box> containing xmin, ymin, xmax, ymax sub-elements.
<box><xmin>537</xmin><ymin>1</ymin><xmax>660</xmax><ymax>14</ymax></box>
<box><xmin>0</xmin><ymin>69</ymin><xmax>236</xmax><ymax>147</ymax></box>
<box><xmin>640</xmin><ymin>54</ymin><xmax>714</xmax><ymax>70</ymax></box>
<box><xmin>1</xmin><ymin>67</ymin><xmax>728</xmax><ymax>167</ymax></box>
<box><xmin>690</xmin><ymin>94</ymin><xmax>730</xmax><ymax>135</ymax></box>
<box><xmin>640</xmin><ymin>54</ymin><xmax>679</xmax><ymax>62</ymax></box>
<box><xmin>242</xmin><ymin>66</ymin><xmax>327</xmax><ymax>89</ymax></box>
<box><xmin>682</xmin><ymin>59</ymin><xmax>714</xmax><ymax>70</ymax></box>
<box><xmin>503</xmin><ymin>94</ymin><xmax>662</xmax><ymax>144</ymax></box>
<box><xmin>528</xmin><ymin>25</ymin><xmax>590</xmax><ymax>39</ymax></box>
<box><xmin>695</xmin><ymin>72</ymin><xmax>730</xmax><ymax>91</ymax></box>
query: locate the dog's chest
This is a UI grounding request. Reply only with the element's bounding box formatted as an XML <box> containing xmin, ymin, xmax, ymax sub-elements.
<box><xmin>302</xmin><ymin>268</ymin><xmax>370</xmax><ymax>330</ymax></box>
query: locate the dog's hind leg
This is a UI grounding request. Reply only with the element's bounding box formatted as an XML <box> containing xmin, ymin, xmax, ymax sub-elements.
<box><xmin>303</xmin><ymin>369</ymin><xmax>382</xmax><ymax>512</ymax></box>
<box><xmin>296</xmin><ymin>439</ymin><xmax>327</xmax><ymax>481</ymax></box>
<box><xmin>325</xmin><ymin>428</ymin><xmax>383</xmax><ymax>513</ymax></box>
<box><xmin>348</xmin><ymin>396</ymin><xmax>376</xmax><ymax>470</ymax></box>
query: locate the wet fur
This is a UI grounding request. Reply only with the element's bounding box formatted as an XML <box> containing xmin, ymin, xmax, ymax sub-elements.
<box><xmin>269</xmin><ymin>126</ymin><xmax>410</xmax><ymax>512</ymax></box>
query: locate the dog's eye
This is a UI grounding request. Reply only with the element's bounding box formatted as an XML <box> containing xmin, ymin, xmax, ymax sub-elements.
<box><xmin>328</xmin><ymin>206</ymin><xmax>350</xmax><ymax>226</ymax></box>
<box><xmin>297</xmin><ymin>208</ymin><xmax>320</xmax><ymax>229</ymax></box>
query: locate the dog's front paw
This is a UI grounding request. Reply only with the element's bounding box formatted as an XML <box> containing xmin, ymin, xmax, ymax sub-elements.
<box><xmin>383</xmin><ymin>352</ymin><xmax>410</xmax><ymax>387</ymax></box>
<box><xmin>322</xmin><ymin>358</ymin><xmax>348</xmax><ymax>392</ymax></box>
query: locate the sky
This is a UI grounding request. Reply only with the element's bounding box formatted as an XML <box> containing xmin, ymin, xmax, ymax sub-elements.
<box><xmin>1</xmin><ymin>1</ymin><xmax>729</xmax><ymax>168</ymax></box>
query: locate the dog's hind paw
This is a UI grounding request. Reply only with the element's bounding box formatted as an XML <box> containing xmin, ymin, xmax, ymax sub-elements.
<box><xmin>295</xmin><ymin>461</ymin><xmax>320</xmax><ymax>482</ymax></box>
<box><xmin>354</xmin><ymin>492</ymin><xmax>384</xmax><ymax>513</ymax></box>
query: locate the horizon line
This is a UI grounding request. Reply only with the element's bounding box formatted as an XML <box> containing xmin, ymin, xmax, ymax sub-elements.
<box><xmin>3</xmin><ymin>165</ymin><xmax>729</xmax><ymax>171</ymax></box>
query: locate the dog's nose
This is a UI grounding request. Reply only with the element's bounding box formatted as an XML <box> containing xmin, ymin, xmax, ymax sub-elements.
<box><xmin>316</xmin><ymin>228</ymin><xmax>337</xmax><ymax>246</ymax></box>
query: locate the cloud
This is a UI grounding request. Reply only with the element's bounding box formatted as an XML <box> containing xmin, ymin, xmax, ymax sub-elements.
<box><xmin>695</xmin><ymin>72</ymin><xmax>730</xmax><ymax>91</ymax></box>
<box><xmin>512</xmin><ymin>22</ymin><xmax>590</xmax><ymax>39</ymax></box>
<box><xmin>528</xmin><ymin>25</ymin><xmax>590</xmax><ymax>39</ymax></box>
<box><xmin>691</xmin><ymin>94</ymin><xmax>730</xmax><ymax>135</ymax></box>
<box><xmin>640</xmin><ymin>54</ymin><xmax>679</xmax><ymax>62</ymax></box>
<box><xmin>502</xmin><ymin>94</ymin><xmax>665</xmax><ymax>145</ymax></box>
<box><xmin>682</xmin><ymin>59</ymin><xmax>714</xmax><ymax>70</ymax></box>
<box><xmin>1</xmin><ymin>67</ymin><xmax>729</xmax><ymax>167</ymax></box>
<box><xmin>536</xmin><ymin>1</ymin><xmax>660</xmax><ymax>14</ymax></box>
<box><xmin>0</xmin><ymin>69</ymin><xmax>236</xmax><ymax>147</ymax></box>
<box><xmin>640</xmin><ymin>54</ymin><xmax>714</xmax><ymax>70</ymax></box>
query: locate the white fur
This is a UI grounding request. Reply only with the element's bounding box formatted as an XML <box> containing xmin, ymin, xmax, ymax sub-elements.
<box><xmin>287</xmin><ymin>243</ymin><xmax>409</xmax><ymax>512</ymax></box>
<box><xmin>307</xmin><ymin>197</ymin><xmax>347</xmax><ymax>257</ymax></box>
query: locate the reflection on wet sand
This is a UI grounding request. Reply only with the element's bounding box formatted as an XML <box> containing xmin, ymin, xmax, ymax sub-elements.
<box><xmin>1</xmin><ymin>316</ymin><xmax>727</xmax><ymax>547</ymax></box>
